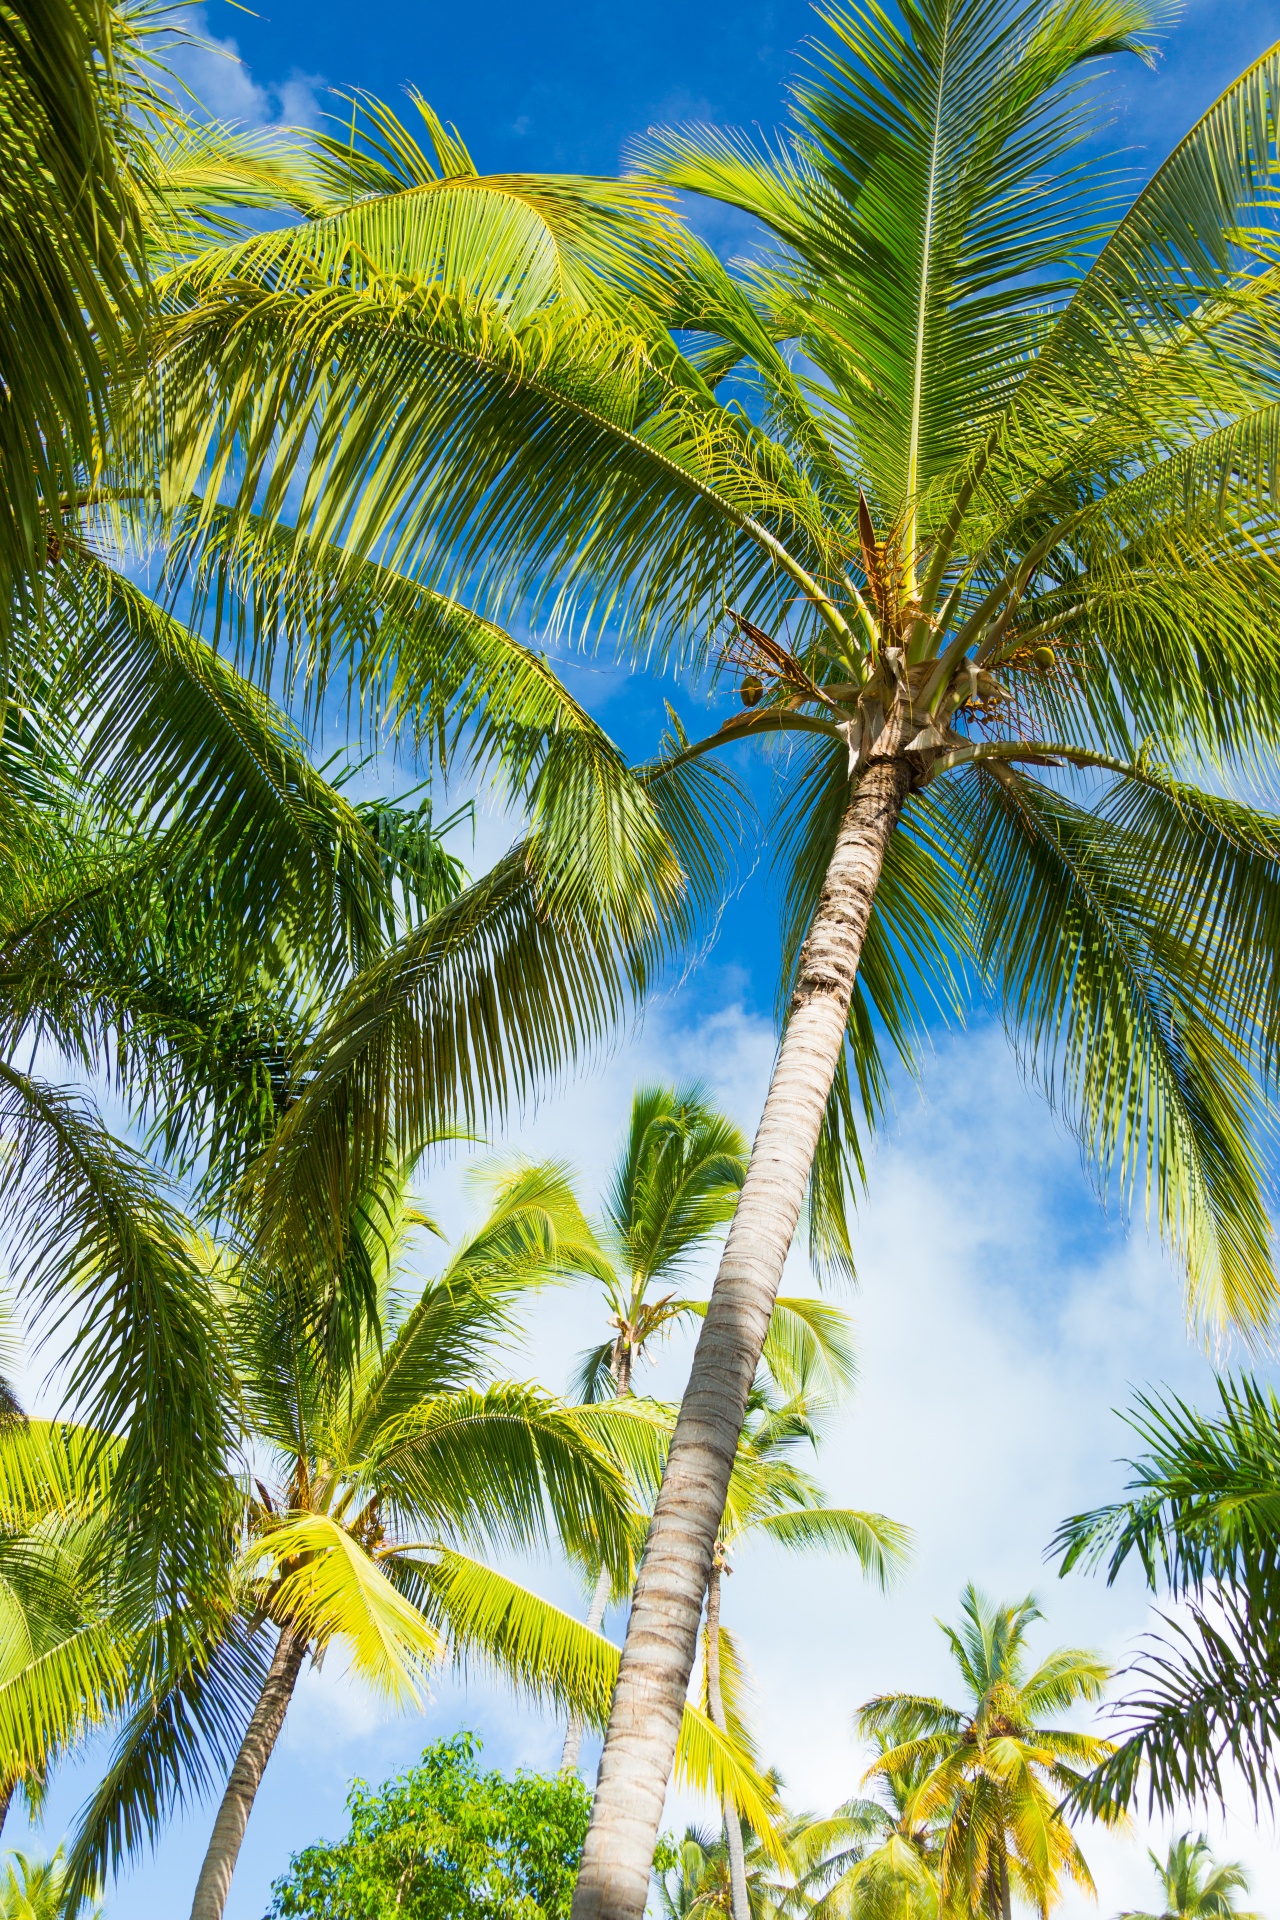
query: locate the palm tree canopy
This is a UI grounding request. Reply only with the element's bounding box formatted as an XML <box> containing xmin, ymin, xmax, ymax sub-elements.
<box><xmin>1119</xmin><ymin>1833</ymin><xmax>1261</xmax><ymax>1920</ymax></box>
<box><xmin>151</xmin><ymin>7</ymin><xmax>1280</xmax><ymax>1334</ymax></box>
<box><xmin>861</xmin><ymin>1586</ymin><xmax>1111</xmax><ymax>1919</ymax></box>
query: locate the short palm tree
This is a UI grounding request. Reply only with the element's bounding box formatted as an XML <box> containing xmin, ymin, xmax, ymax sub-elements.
<box><xmin>54</xmin><ymin>1163</ymin><xmax>772</xmax><ymax>1920</ymax></box>
<box><xmin>861</xmin><ymin>1588</ymin><xmax>1111</xmax><ymax>1920</ymax></box>
<box><xmin>146</xmin><ymin>16</ymin><xmax>1280</xmax><ymax>1907</ymax></box>
<box><xmin>1119</xmin><ymin>1835</ymin><xmax>1261</xmax><ymax>1920</ymax></box>
<box><xmin>1056</xmin><ymin>1374</ymin><xmax>1280</xmax><ymax>1816</ymax></box>
<box><xmin>788</xmin><ymin>1739</ymin><xmax>943</xmax><ymax>1920</ymax></box>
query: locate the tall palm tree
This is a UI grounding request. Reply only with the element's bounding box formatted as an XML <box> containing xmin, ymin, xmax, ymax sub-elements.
<box><xmin>1056</xmin><ymin>1375</ymin><xmax>1280</xmax><ymax>1817</ymax></box>
<box><xmin>861</xmin><ymin>1588</ymin><xmax>1111</xmax><ymax>1920</ymax></box>
<box><xmin>1119</xmin><ymin>1836</ymin><xmax>1261</xmax><ymax>1920</ymax></box>
<box><xmin>143</xmin><ymin>17</ymin><xmax>1280</xmax><ymax>1907</ymax></box>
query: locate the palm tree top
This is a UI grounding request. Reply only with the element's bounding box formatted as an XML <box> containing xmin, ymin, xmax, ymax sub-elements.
<box><xmin>1118</xmin><ymin>1833</ymin><xmax>1262</xmax><ymax>1920</ymax></box>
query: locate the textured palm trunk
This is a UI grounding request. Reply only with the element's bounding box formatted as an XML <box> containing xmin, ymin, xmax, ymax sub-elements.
<box><xmin>189</xmin><ymin>1627</ymin><xmax>307</xmax><ymax>1920</ymax></box>
<box><xmin>561</xmin><ymin>1561</ymin><xmax>614</xmax><ymax>1774</ymax></box>
<box><xmin>571</xmin><ymin>754</ymin><xmax>913</xmax><ymax>1920</ymax></box>
<box><xmin>704</xmin><ymin>1558</ymin><xmax>750</xmax><ymax>1920</ymax></box>
<box><xmin>561</xmin><ymin>1338</ymin><xmax>633</xmax><ymax>1774</ymax></box>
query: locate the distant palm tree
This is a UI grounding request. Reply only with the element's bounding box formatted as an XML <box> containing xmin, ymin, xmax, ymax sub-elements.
<box><xmin>560</xmin><ymin>1080</ymin><xmax>856</xmax><ymax>1775</ymax></box>
<box><xmin>0</xmin><ymin>1848</ymin><xmax>101</xmax><ymax>1920</ymax></box>
<box><xmin>861</xmin><ymin>1588</ymin><xmax>1111</xmax><ymax>1920</ymax></box>
<box><xmin>1119</xmin><ymin>1835</ymin><xmax>1261</xmax><ymax>1920</ymax></box>
<box><xmin>791</xmin><ymin>1738</ymin><xmax>942</xmax><ymax>1920</ymax></box>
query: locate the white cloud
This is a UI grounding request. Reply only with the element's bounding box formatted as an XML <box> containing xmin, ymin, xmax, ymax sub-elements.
<box><xmin>164</xmin><ymin>9</ymin><xmax>324</xmax><ymax>129</ymax></box>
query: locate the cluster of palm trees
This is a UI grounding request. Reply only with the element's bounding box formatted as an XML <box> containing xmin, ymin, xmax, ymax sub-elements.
<box><xmin>5</xmin><ymin>0</ymin><xmax>1280</xmax><ymax>1912</ymax></box>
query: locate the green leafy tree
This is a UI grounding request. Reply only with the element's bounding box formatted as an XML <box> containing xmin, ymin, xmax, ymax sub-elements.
<box><xmin>861</xmin><ymin>1588</ymin><xmax>1111</xmax><ymax>1920</ymax></box>
<box><xmin>268</xmin><ymin>1732</ymin><xmax>589</xmax><ymax>1920</ymax></box>
<box><xmin>1119</xmin><ymin>1835</ymin><xmax>1261</xmax><ymax>1920</ymax></box>
<box><xmin>142</xmin><ymin>14</ymin><xmax>1280</xmax><ymax>1906</ymax></box>
<box><xmin>1056</xmin><ymin>1375</ymin><xmax>1280</xmax><ymax>1817</ymax></box>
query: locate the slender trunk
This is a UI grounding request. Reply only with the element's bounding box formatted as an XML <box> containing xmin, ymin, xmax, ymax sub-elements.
<box><xmin>571</xmin><ymin>755</ymin><xmax>912</xmax><ymax>1920</ymax></box>
<box><xmin>189</xmin><ymin>1628</ymin><xmax>306</xmax><ymax>1920</ymax></box>
<box><xmin>560</xmin><ymin>1337</ymin><xmax>632</xmax><ymax>1774</ymax></box>
<box><xmin>999</xmin><ymin>1849</ymin><xmax>1012</xmax><ymax>1920</ymax></box>
<box><xmin>560</xmin><ymin>1561</ymin><xmax>614</xmax><ymax>1773</ymax></box>
<box><xmin>704</xmin><ymin>1559</ymin><xmax>750</xmax><ymax>1920</ymax></box>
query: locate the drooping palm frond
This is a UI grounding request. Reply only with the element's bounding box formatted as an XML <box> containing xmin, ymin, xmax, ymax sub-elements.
<box><xmin>0</xmin><ymin>1067</ymin><xmax>238</xmax><ymax>1600</ymax></box>
<box><xmin>0</xmin><ymin>0</ymin><xmax>144</xmax><ymax>610</ymax></box>
<box><xmin>239</xmin><ymin>746</ymin><xmax>740</xmax><ymax>1284</ymax></box>
<box><xmin>408</xmin><ymin>1547</ymin><xmax>786</xmax><ymax>1854</ymax></box>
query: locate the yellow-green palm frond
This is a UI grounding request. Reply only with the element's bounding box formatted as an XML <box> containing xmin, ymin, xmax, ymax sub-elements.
<box><xmin>252</xmin><ymin>1512</ymin><xmax>442</xmax><ymax>1703</ymax></box>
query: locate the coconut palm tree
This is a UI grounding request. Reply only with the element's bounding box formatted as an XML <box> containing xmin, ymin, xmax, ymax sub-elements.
<box><xmin>559</xmin><ymin>1080</ymin><xmax>858</xmax><ymax>1775</ymax></box>
<box><xmin>790</xmin><ymin>1740</ymin><xmax>943</xmax><ymax>1920</ymax></box>
<box><xmin>54</xmin><ymin>1163</ymin><xmax>775</xmax><ymax>1920</ymax></box>
<box><xmin>1119</xmin><ymin>1835</ymin><xmax>1261</xmax><ymax>1920</ymax></box>
<box><xmin>1056</xmin><ymin>1374</ymin><xmax>1280</xmax><ymax>1817</ymax></box>
<box><xmin>141</xmin><ymin>15</ymin><xmax>1280</xmax><ymax>1905</ymax></box>
<box><xmin>861</xmin><ymin>1588</ymin><xmax>1112</xmax><ymax>1920</ymax></box>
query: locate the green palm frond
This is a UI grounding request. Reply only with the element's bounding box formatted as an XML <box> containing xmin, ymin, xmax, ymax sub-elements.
<box><xmin>0</xmin><ymin>1066</ymin><xmax>239</xmax><ymax>1597</ymax></box>
<box><xmin>0</xmin><ymin>0</ymin><xmax>144</xmax><ymax>607</ymax></box>
<box><xmin>60</xmin><ymin>1616</ymin><xmax>272</xmax><ymax>1910</ymax></box>
<box><xmin>253</xmin><ymin>1513</ymin><xmax>442</xmax><ymax>1700</ymax></box>
<box><xmin>240</xmin><ymin>746</ymin><xmax>738</xmax><ymax>1283</ymax></box>
<box><xmin>751</xmin><ymin>1507</ymin><xmax>909</xmax><ymax>1588</ymax></box>
<box><xmin>364</xmin><ymin>1382</ymin><xmax>636</xmax><ymax>1576</ymax></box>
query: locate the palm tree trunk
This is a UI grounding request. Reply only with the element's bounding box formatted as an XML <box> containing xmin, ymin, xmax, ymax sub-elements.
<box><xmin>189</xmin><ymin>1627</ymin><xmax>307</xmax><ymax>1920</ymax></box>
<box><xmin>561</xmin><ymin>1333</ymin><xmax>632</xmax><ymax>1774</ymax></box>
<box><xmin>560</xmin><ymin>1561</ymin><xmax>614</xmax><ymax>1774</ymax></box>
<box><xmin>704</xmin><ymin>1559</ymin><xmax>750</xmax><ymax>1920</ymax></box>
<box><xmin>999</xmin><ymin>1849</ymin><xmax>1012</xmax><ymax>1920</ymax></box>
<box><xmin>571</xmin><ymin>754</ymin><xmax>913</xmax><ymax>1920</ymax></box>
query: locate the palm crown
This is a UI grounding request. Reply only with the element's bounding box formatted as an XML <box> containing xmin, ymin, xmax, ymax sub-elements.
<box><xmin>1119</xmin><ymin>1835</ymin><xmax>1261</xmax><ymax>1920</ymax></box>
<box><xmin>860</xmin><ymin>1587</ymin><xmax>1111</xmax><ymax>1920</ymax></box>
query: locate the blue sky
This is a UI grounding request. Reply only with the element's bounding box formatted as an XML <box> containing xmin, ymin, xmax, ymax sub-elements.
<box><xmin>14</xmin><ymin>3</ymin><xmax>1280</xmax><ymax>1916</ymax></box>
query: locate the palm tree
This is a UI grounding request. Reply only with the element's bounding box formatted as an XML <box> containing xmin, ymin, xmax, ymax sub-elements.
<box><xmin>1056</xmin><ymin>1375</ymin><xmax>1280</xmax><ymax>1817</ymax></box>
<box><xmin>705</xmin><ymin>1377</ymin><xmax>909</xmax><ymax>1920</ymax></box>
<box><xmin>0</xmin><ymin>1849</ymin><xmax>101</xmax><ymax>1920</ymax></box>
<box><xmin>56</xmin><ymin>1163</ymin><xmax>774</xmax><ymax>1920</ymax></box>
<box><xmin>861</xmin><ymin>1587</ymin><xmax>1111</xmax><ymax>1920</ymax></box>
<box><xmin>790</xmin><ymin>1741</ymin><xmax>943</xmax><ymax>1920</ymax></box>
<box><xmin>144</xmin><ymin>18</ymin><xmax>1280</xmax><ymax>1906</ymax></box>
<box><xmin>1119</xmin><ymin>1835</ymin><xmax>1261</xmax><ymax>1920</ymax></box>
<box><xmin>560</xmin><ymin>1080</ymin><xmax>858</xmax><ymax>1775</ymax></box>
